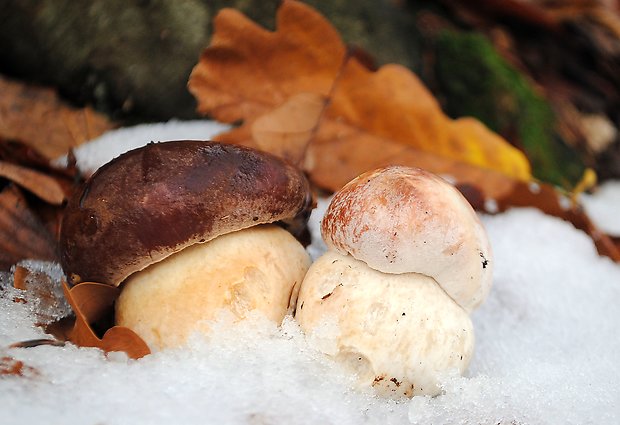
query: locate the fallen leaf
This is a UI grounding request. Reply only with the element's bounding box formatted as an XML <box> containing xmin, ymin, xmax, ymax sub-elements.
<box><xmin>0</xmin><ymin>138</ymin><xmax>81</xmax><ymax>265</ymax></box>
<box><xmin>306</xmin><ymin>60</ymin><xmax>531</xmax><ymax>190</ymax></box>
<box><xmin>189</xmin><ymin>0</ymin><xmax>531</xmax><ymax>191</ymax></box>
<box><xmin>0</xmin><ymin>356</ymin><xmax>38</xmax><ymax>377</ymax></box>
<box><xmin>0</xmin><ymin>75</ymin><xmax>115</xmax><ymax>160</ymax></box>
<box><xmin>495</xmin><ymin>180</ymin><xmax>620</xmax><ymax>262</ymax></box>
<box><xmin>62</xmin><ymin>281</ymin><xmax>150</xmax><ymax>359</ymax></box>
<box><xmin>189</xmin><ymin>1</ymin><xmax>345</xmax><ymax>123</ymax></box>
<box><xmin>307</xmin><ymin>120</ymin><xmax>522</xmax><ymax>197</ymax></box>
<box><xmin>0</xmin><ymin>185</ymin><xmax>58</xmax><ymax>270</ymax></box>
<box><xmin>0</xmin><ymin>138</ymin><xmax>81</xmax><ymax>197</ymax></box>
<box><xmin>458</xmin><ymin>176</ymin><xmax>620</xmax><ymax>262</ymax></box>
<box><xmin>0</xmin><ymin>160</ymin><xmax>66</xmax><ymax>205</ymax></box>
<box><xmin>9</xmin><ymin>339</ymin><xmax>65</xmax><ymax>349</ymax></box>
<box><xmin>218</xmin><ymin>92</ymin><xmax>326</xmax><ymax>166</ymax></box>
<box><xmin>252</xmin><ymin>93</ymin><xmax>326</xmax><ymax>165</ymax></box>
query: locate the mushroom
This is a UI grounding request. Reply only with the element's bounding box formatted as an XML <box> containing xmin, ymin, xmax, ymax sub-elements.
<box><xmin>295</xmin><ymin>166</ymin><xmax>493</xmax><ymax>397</ymax></box>
<box><xmin>60</xmin><ymin>141</ymin><xmax>312</xmax><ymax>350</ymax></box>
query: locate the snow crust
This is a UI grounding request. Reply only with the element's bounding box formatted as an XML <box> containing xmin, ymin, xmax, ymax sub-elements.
<box><xmin>2</xmin><ymin>121</ymin><xmax>619</xmax><ymax>424</ymax></box>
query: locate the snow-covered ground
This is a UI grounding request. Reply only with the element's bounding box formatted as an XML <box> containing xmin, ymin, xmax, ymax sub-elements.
<box><xmin>3</xmin><ymin>121</ymin><xmax>620</xmax><ymax>424</ymax></box>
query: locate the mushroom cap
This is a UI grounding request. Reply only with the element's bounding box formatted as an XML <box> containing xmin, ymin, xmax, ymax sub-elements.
<box><xmin>321</xmin><ymin>166</ymin><xmax>492</xmax><ymax>311</ymax></box>
<box><xmin>60</xmin><ymin>141</ymin><xmax>312</xmax><ymax>286</ymax></box>
<box><xmin>116</xmin><ymin>224</ymin><xmax>311</xmax><ymax>351</ymax></box>
<box><xmin>295</xmin><ymin>250</ymin><xmax>474</xmax><ymax>397</ymax></box>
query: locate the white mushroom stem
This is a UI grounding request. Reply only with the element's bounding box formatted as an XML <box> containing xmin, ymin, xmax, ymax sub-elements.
<box><xmin>116</xmin><ymin>224</ymin><xmax>311</xmax><ymax>351</ymax></box>
<box><xmin>295</xmin><ymin>250</ymin><xmax>474</xmax><ymax>398</ymax></box>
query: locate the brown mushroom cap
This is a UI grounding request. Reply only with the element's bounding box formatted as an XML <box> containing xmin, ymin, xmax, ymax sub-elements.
<box><xmin>59</xmin><ymin>141</ymin><xmax>312</xmax><ymax>286</ymax></box>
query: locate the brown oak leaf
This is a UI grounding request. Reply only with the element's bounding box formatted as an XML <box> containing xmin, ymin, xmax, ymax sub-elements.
<box><xmin>62</xmin><ymin>281</ymin><xmax>150</xmax><ymax>359</ymax></box>
<box><xmin>0</xmin><ymin>160</ymin><xmax>66</xmax><ymax>205</ymax></box>
<box><xmin>0</xmin><ymin>185</ymin><xmax>58</xmax><ymax>270</ymax></box>
<box><xmin>462</xmin><ymin>178</ymin><xmax>620</xmax><ymax>262</ymax></box>
<box><xmin>8</xmin><ymin>266</ymin><xmax>148</xmax><ymax>358</ymax></box>
<box><xmin>0</xmin><ymin>75</ymin><xmax>115</xmax><ymax>160</ymax></box>
<box><xmin>189</xmin><ymin>1</ymin><xmax>345</xmax><ymax>124</ymax></box>
<box><xmin>0</xmin><ymin>138</ymin><xmax>82</xmax><ymax>270</ymax></box>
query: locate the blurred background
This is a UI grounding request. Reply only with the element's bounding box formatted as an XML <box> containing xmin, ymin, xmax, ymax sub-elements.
<box><xmin>1</xmin><ymin>0</ymin><xmax>619</xmax><ymax>186</ymax></box>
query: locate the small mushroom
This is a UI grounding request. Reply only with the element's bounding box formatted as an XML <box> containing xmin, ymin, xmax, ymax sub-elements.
<box><xmin>60</xmin><ymin>141</ymin><xmax>312</xmax><ymax>350</ymax></box>
<box><xmin>295</xmin><ymin>166</ymin><xmax>493</xmax><ymax>397</ymax></box>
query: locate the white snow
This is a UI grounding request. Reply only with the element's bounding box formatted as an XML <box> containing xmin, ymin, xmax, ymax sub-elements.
<box><xmin>582</xmin><ymin>180</ymin><xmax>620</xmax><ymax>235</ymax></box>
<box><xmin>9</xmin><ymin>260</ymin><xmax>71</xmax><ymax>325</ymax></box>
<box><xmin>2</xmin><ymin>121</ymin><xmax>619</xmax><ymax>424</ymax></box>
<box><xmin>53</xmin><ymin>120</ymin><xmax>231</xmax><ymax>174</ymax></box>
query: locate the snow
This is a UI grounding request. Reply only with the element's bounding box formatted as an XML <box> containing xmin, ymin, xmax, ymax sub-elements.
<box><xmin>2</xmin><ymin>121</ymin><xmax>620</xmax><ymax>424</ymax></box>
<box><xmin>10</xmin><ymin>260</ymin><xmax>71</xmax><ymax>324</ymax></box>
<box><xmin>582</xmin><ymin>181</ymin><xmax>620</xmax><ymax>235</ymax></box>
<box><xmin>53</xmin><ymin>120</ymin><xmax>231</xmax><ymax>174</ymax></box>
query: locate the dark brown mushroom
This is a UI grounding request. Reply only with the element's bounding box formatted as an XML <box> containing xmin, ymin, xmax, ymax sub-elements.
<box><xmin>59</xmin><ymin>141</ymin><xmax>312</xmax><ymax>287</ymax></box>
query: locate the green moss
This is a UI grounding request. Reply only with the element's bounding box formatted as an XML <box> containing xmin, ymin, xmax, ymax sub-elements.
<box><xmin>433</xmin><ymin>30</ymin><xmax>584</xmax><ymax>187</ymax></box>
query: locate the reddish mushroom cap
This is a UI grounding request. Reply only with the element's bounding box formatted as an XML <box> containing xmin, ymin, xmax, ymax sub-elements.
<box><xmin>60</xmin><ymin>141</ymin><xmax>312</xmax><ymax>286</ymax></box>
<box><xmin>321</xmin><ymin>165</ymin><xmax>492</xmax><ymax>311</ymax></box>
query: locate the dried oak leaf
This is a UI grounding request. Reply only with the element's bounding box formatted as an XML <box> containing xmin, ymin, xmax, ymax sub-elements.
<box><xmin>0</xmin><ymin>138</ymin><xmax>82</xmax><ymax>269</ymax></box>
<box><xmin>0</xmin><ymin>75</ymin><xmax>115</xmax><ymax>160</ymax></box>
<box><xmin>252</xmin><ymin>93</ymin><xmax>326</xmax><ymax>164</ymax></box>
<box><xmin>308</xmin><ymin>59</ymin><xmax>531</xmax><ymax>191</ymax></box>
<box><xmin>189</xmin><ymin>0</ymin><xmax>531</xmax><ymax>193</ymax></box>
<box><xmin>189</xmin><ymin>1</ymin><xmax>345</xmax><ymax>123</ymax></box>
<box><xmin>0</xmin><ymin>137</ymin><xmax>80</xmax><ymax>195</ymax></box>
<box><xmin>0</xmin><ymin>160</ymin><xmax>66</xmax><ymax>205</ymax></box>
<box><xmin>463</xmin><ymin>177</ymin><xmax>620</xmax><ymax>262</ymax></box>
<box><xmin>0</xmin><ymin>185</ymin><xmax>57</xmax><ymax>270</ymax></box>
<box><xmin>62</xmin><ymin>280</ymin><xmax>150</xmax><ymax>359</ymax></box>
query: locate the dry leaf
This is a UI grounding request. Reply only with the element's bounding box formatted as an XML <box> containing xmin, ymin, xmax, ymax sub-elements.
<box><xmin>189</xmin><ymin>1</ymin><xmax>345</xmax><ymax>123</ymax></box>
<box><xmin>0</xmin><ymin>185</ymin><xmax>58</xmax><ymax>270</ymax></box>
<box><xmin>62</xmin><ymin>281</ymin><xmax>150</xmax><ymax>359</ymax></box>
<box><xmin>307</xmin><ymin>60</ymin><xmax>531</xmax><ymax>190</ymax></box>
<box><xmin>495</xmin><ymin>181</ymin><xmax>620</xmax><ymax>262</ymax></box>
<box><xmin>0</xmin><ymin>75</ymin><xmax>115</xmax><ymax>159</ymax></box>
<box><xmin>189</xmin><ymin>0</ymin><xmax>531</xmax><ymax>190</ymax></box>
<box><xmin>217</xmin><ymin>92</ymin><xmax>325</xmax><ymax>166</ymax></box>
<box><xmin>0</xmin><ymin>138</ymin><xmax>82</xmax><ymax>267</ymax></box>
<box><xmin>9</xmin><ymin>339</ymin><xmax>65</xmax><ymax>349</ymax></box>
<box><xmin>0</xmin><ymin>160</ymin><xmax>66</xmax><ymax>205</ymax></box>
<box><xmin>0</xmin><ymin>356</ymin><xmax>38</xmax><ymax>377</ymax></box>
<box><xmin>0</xmin><ymin>138</ymin><xmax>80</xmax><ymax>195</ymax></box>
<box><xmin>457</xmin><ymin>177</ymin><xmax>620</xmax><ymax>262</ymax></box>
<box><xmin>252</xmin><ymin>93</ymin><xmax>326</xmax><ymax>165</ymax></box>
